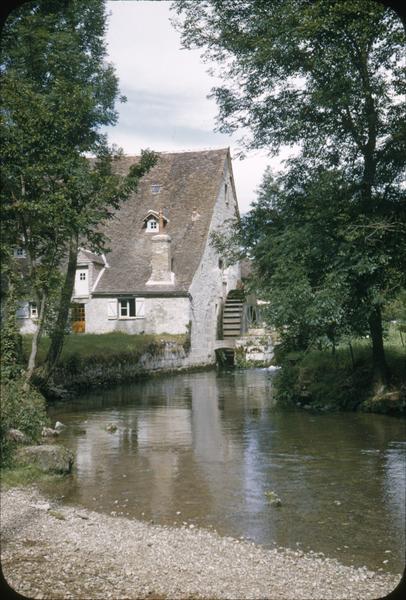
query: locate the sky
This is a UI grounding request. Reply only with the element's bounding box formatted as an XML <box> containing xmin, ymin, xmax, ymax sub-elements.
<box><xmin>104</xmin><ymin>0</ymin><xmax>288</xmax><ymax>213</ymax></box>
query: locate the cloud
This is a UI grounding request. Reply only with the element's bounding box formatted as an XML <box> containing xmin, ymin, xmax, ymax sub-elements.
<box><xmin>104</xmin><ymin>1</ymin><xmax>287</xmax><ymax>213</ymax></box>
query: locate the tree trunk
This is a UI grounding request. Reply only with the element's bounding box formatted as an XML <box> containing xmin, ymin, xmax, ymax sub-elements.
<box><xmin>368</xmin><ymin>305</ymin><xmax>390</xmax><ymax>388</ymax></box>
<box><xmin>43</xmin><ymin>236</ymin><xmax>78</xmax><ymax>379</ymax></box>
<box><xmin>23</xmin><ymin>292</ymin><xmax>47</xmax><ymax>390</ymax></box>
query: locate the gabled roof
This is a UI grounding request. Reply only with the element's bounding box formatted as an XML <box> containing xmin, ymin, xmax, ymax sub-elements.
<box><xmin>77</xmin><ymin>248</ymin><xmax>105</xmax><ymax>266</ymax></box>
<box><xmin>142</xmin><ymin>210</ymin><xmax>169</xmax><ymax>225</ymax></box>
<box><xmin>93</xmin><ymin>148</ymin><xmax>231</xmax><ymax>295</ymax></box>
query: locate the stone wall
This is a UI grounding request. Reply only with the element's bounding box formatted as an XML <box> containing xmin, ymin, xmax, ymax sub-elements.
<box><xmin>188</xmin><ymin>159</ymin><xmax>241</xmax><ymax>365</ymax></box>
<box><xmin>50</xmin><ymin>340</ymin><xmax>212</xmax><ymax>392</ymax></box>
<box><xmin>234</xmin><ymin>332</ymin><xmax>274</xmax><ymax>367</ymax></box>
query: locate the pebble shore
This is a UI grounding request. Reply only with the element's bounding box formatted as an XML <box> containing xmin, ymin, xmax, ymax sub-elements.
<box><xmin>1</xmin><ymin>487</ymin><xmax>401</xmax><ymax>599</ymax></box>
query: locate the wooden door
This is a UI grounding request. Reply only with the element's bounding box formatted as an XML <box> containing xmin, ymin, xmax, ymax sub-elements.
<box><xmin>71</xmin><ymin>304</ymin><xmax>85</xmax><ymax>333</ymax></box>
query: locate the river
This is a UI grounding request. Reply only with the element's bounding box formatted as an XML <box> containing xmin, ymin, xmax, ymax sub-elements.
<box><xmin>46</xmin><ymin>368</ymin><xmax>405</xmax><ymax>574</ymax></box>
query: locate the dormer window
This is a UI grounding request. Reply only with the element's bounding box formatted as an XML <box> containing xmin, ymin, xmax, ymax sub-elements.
<box><xmin>143</xmin><ymin>209</ymin><xmax>169</xmax><ymax>233</ymax></box>
<box><xmin>151</xmin><ymin>184</ymin><xmax>161</xmax><ymax>194</ymax></box>
<box><xmin>147</xmin><ymin>218</ymin><xmax>159</xmax><ymax>232</ymax></box>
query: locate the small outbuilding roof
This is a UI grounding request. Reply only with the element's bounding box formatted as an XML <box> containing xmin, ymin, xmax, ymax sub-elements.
<box><xmin>93</xmin><ymin>148</ymin><xmax>233</xmax><ymax>295</ymax></box>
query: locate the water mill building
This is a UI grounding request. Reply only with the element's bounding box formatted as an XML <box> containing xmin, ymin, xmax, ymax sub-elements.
<box><xmin>16</xmin><ymin>148</ymin><xmax>271</xmax><ymax>367</ymax></box>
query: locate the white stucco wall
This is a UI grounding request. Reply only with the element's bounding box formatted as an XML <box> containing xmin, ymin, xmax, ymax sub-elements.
<box><xmin>188</xmin><ymin>159</ymin><xmax>241</xmax><ymax>364</ymax></box>
<box><xmin>85</xmin><ymin>296</ymin><xmax>190</xmax><ymax>335</ymax></box>
<box><xmin>17</xmin><ymin>317</ymin><xmax>37</xmax><ymax>334</ymax></box>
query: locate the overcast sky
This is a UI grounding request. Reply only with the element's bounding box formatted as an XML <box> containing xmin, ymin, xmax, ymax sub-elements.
<box><xmin>104</xmin><ymin>0</ymin><xmax>290</xmax><ymax>214</ymax></box>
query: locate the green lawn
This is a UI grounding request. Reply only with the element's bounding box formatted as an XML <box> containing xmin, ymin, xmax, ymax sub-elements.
<box><xmin>22</xmin><ymin>331</ymin><xmax>188</xmax><ymax>366</ymax></box>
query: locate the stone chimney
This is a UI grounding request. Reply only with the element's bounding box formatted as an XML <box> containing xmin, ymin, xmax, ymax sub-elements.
<box><xmin>146</xmin><ymin>210</ymin><xmax>174</xmax><ymax>285</ymax></box>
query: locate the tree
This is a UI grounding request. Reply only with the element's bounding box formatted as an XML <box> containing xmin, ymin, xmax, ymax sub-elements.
<box><xmin>230</xmin><ymin>163</ymin><xmax>404</xmax><ymax>355</ymax></box>
<box><xmin>173</xmin><ymin>0</ymin><xmax>406</xmax><ymax>384</ymax></box>
<box><xmin>0</xmin><ymin>0</ymin><xmax>157</xmax><ymax>386</ymax></box>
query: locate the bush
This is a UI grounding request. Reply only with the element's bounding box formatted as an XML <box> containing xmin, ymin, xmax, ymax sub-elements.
<box><xmin>0</xmin><ymin>378</ymin><xmax>49</xmax><ymax>465</ymax></box>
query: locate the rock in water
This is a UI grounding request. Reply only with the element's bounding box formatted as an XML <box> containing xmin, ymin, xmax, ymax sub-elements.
<box><xmin>41</xmin><ymin>427</ymin><xmax>60</xmax><ymax>437</ymax></box>
<box><xmin>54</xmin><ymin>421</ymin><xmax>66</xmax><ymax>431</ymax></box>
<box><xmin>17</xmin><ymin>445</ymin><xmax>74</xmax><ymax>474</ymax></box>
<box><xmin>265</xmin><ymin>491</ymin><xmax>282</xmax><ymax>507</ymax></box>
<box><xmin>6</xmin><ymin>429</ymin><xmax>30</xmax><ymax>444</ymax></box>
<box><xmin>105</xmin><ymin>423</ymin><xmax>118</xmax><ymax>433</ymax></box>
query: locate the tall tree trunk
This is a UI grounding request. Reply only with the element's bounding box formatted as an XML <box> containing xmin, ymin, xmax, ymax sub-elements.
<box><xmin>23</xmin><ymin>291</ymin><xmax>47</xmax><ymax>390</ymax></box>
<box><xmin>43</xmin><ymin>236</ymin><xmax>78</xmax><ymax>380</ymax></box>
<box><xmin>368</xmin><ymin>304</ymin><xmax>390</xmax><ymax>388</ymax></box>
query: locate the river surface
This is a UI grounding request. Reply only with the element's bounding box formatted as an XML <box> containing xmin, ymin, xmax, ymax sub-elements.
<box><xmin>46</xmin><ymin>369</ymin><xmax>406</xmax><ymax>574</ymax></box>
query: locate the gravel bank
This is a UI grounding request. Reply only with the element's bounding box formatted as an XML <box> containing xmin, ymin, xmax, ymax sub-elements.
<box><xmin>1</xmin><ymin>487</ymin><xmax>401</xmax><ymax>599</ymax></box>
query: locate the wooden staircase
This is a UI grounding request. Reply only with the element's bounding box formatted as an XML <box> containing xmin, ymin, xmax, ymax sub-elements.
<box><xmin>222</xmin><ymin>290</ymin><xmax>245</xmax><ymax>339</ymax></box>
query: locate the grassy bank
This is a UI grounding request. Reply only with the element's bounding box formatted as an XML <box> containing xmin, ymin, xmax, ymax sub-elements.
<box><xmin>21</xmin><ymin>332</ymin><xmax>191</xmax><ymax>396</ymax></box>
<box><xmin>273</xmin><ymin>326</ymin><xmax>405</xmax><ymax>415</ymax></box>
<box><xmin>22</xmin><ymin>331</ymin><xmax>188</xmax><ymax>366</ymax></box>
<box><xmin>1</xmin><ymin>463</ymin><xmax>64</xmax><ymax>490</ymax></box>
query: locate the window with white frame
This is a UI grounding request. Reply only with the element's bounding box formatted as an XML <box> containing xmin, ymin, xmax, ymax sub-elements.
<box><xmin>119</xmin><ymin>298</ymin><xmax>136</xmax><ymax>318</ymax></box>
<box><xmin>30</xmin><ymin>302</ymin><xmax>38</xmax><ymax>319</ymax></box>
<box><xmin>111</xmin><ymin>297</ymin><xmax>145</xmax><ymax>319</ymax></box>
<box><xmin>14</xmin><ymin>247</ymin><xmax>26</xmax><ymax>258</ymax></box>
<box><xmin>151</xmin><ymin>184</ymin><xmax>161</xmax><ymax>194</ymax></box>
<box><xmin>146</xmin><ymin>218</ymin><xmax>158</xmax><ymax>232</ymax></box>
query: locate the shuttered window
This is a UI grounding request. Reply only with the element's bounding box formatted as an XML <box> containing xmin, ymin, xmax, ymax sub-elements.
<box><xmin>107</xmin><ymin>298</ymin><xmax>145</xmax><ymax>319</ymax></box>
<box><xmin>107</xmin><ymin>300</ymin><xmax>118</xmax><ymax>319</ymax></box>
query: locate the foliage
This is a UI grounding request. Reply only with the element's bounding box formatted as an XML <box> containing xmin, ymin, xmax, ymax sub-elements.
<box><xmin>273</xmin><ymin>325</ymin><xmax>405</xmax><ymax>413</ymax></box>
<box><xmin>173</xmin><ymin>0</ymin><xmax>405</xmax><ymax>163</ymax></box>
<box><xmin>0</xmin><ymin>463</ymin><xmax>56</xmax><ymax>489</ymax></box>
<box><xmin>0</xmin><ymin>0</ymin><xmax>157</xmax><ymax>381</ymax></box>
<box><xmin>176</xmin><ymin>0</ymin><xmax>406</xmax><ymax>383</ymax></box>
<box><xmin>252</xmin><ymin>165</ymin><xmax>404</xmax><ymax>350</ymax></box>
<box><xmin>383</xmin><ymin>289</ymin><xmax>406</xmax><ymax>329</ymax></box>
<box><xmin>0</xmin><ymin>378</ymin><xmax>49</xmax><ymax>465</ymax></box>
<box><xmin>0</xmin><ymin>276</ymin><xmax>24</xmax><ymax>380</ymax></box>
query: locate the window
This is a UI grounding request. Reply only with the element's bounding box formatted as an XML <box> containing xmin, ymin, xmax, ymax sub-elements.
<box><xmin>225</xmin><ymin>183</ymin><xmax>229</xmax><ymax>205</ymax></box>
<box><xmin>30</xmin><ymin>302</ymin><xmax>38</xmax><ymax>319</ymax></box>
<box><xmin>146</xmin><ymin>218</ymin><xmax>158</xmax><ymax>232</ymax></box>
<box><xmin>117</xmin><ymin>297</ymin><xmax>145</xmax><ymax>319</ymax></box>
<box><xmin>218</xmin><ymin>258</ymin><xmax>224</xmax><ymax>269</ymax></box>
<box><xmin>14</xmin><ymin>247</ymin><xmax>26</xmax><ymax>258</ymax></box>
<box><xmin>79</xmin><ymin>272</ymin><xmax>86</xmax><ymax>281</ymax></box>
<box><xmin>119</xmin><ymin>298</ymin><xmax>135</xmax><ymax>318</ymax></box>
<box><xmin>151</xmin><ymin>184</ymin><xmax>161</xmax><ymax>194</ymax></box>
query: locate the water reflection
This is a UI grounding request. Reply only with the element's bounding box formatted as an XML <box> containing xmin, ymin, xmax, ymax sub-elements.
<box><xmin>47</xmin><ymin>369</ymin><xmax>406</xmax><ymax>574</ymax></box>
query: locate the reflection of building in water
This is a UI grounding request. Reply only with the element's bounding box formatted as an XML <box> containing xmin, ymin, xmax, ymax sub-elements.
<box><xmin>75</xmin><ymin>419</ymin><xmax>121</xmax><ymax>478</ymax></box>
<box><xmin>191</xmin><ymin>372</ymin><xmax>265</xmax><ymax>528</ymax></box>
<box><xmin>137</xmin><ymin>408</ymin><xmax>192</xmax><ymax>515</ymax></box>
<box><xmin>190</xmin><ymin>374</ymin><xmax>236</xmax><ymax>463</ymax></box>
<box><xmin>137</xmin><ymin>408</ymin><xmax>192</xmax><ymax>448</ymax></box>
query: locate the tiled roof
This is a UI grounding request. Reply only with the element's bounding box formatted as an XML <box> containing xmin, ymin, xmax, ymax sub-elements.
<box><xmin>93</xmin><ymin>148</ymin><xmax>230</xmax><ymax>295</ymax></box>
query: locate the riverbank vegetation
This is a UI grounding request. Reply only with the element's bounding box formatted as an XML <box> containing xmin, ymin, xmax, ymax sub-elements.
<box><xmin>0</xmin><ymin>1</ymin><xmax>157</xmax><ymax>476</ymax></box>
<box><xmin>175</xmin><ymin>0</ymin><xmax>406</xmax><ymax>412</ymax></box>
<box><xmin>22</xmin><ymin>332</ymin><xmax>190</xmax><ymax>394</ymax></box>
<box><xmin>0</xmin><ymin>0</ymin><xmax>156</xmax><ymax>393</ymax></box>
<box><xmin>274</xmin><ymin>325</ymin><xmax>405</xmax><ymax>414</ymax></box>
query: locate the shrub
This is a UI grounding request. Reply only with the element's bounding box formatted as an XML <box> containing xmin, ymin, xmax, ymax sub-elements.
<box><xmin>0</xmin><ymin>378</ymin><xmax>49</xmax><ymax>465</ymax></box>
